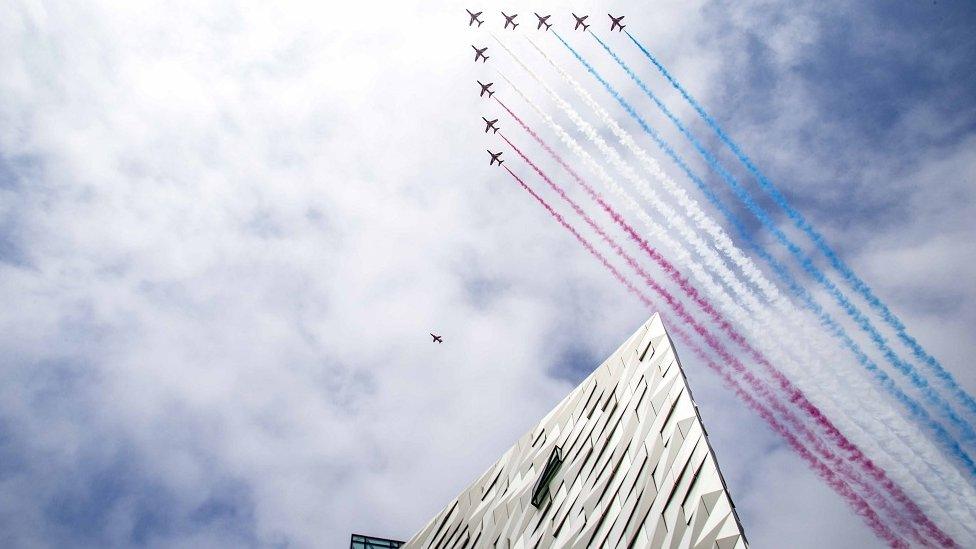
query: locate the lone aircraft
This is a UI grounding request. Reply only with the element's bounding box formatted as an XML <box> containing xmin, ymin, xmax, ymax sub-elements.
<box><xmin>488</xmin><ymin>150</ymin><xmax>504</xmax><ymax>166</ymax></box>
<box><xmin>466</xmin><ymin>9</ymin><xmax>483</xmax><ymax>27</ymax></box>
<box><xmin>501</xmin><ymin>12</ymin><xmax>519</xmax><ymax>30</ymax></box>
<box><xmin>472</xmin><ymin>45</ymin><xmax>489</xmax><ymax>62</ymax></box>
<box><xmin>430</xmin><ymin>333</ymin><xmax>443</xmax><ymax>343</ymax></box>
<box><xmin>482</xmin><ymin>117</ymin><xmax>499</xmax><ymax>134</ymax></box>
<box><xmin>609</xmin><ymin>14</ymin><xmax>626</xmax><ymax>32</ymax></box>
<box><xmin>477</xmin><ymin>80</ymin><xmax>495</xmax><ymax>98</ymax></box>
<box><xmin>572</xmin><ymin>13</ymin><xmax>590</xmax><ymax>31</ymax></box>
<box><xmin>534</xmin><ymin>13</ymin><xmax>552</xmax><ymax>31</ymax></box>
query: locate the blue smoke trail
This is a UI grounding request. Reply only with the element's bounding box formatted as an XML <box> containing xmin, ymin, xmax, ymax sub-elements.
<box><xmin>549</xmin><ymin>31</ymin><xmax>976</xmax><ymax>477</ymax></box>
<box><xmin>579</xmin><ymin>31</ymin><xmax>976</xmax><ymax>443</ymax></box>
<box><xmin>623</xmin><ymin>30</ymin><xmax>976</xmax><ymax>425</ymax></box>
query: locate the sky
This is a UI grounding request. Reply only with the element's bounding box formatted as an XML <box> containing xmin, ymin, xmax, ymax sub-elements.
<box><xmin>0</xmin><ymin>1</ymin><xmax>974</xmax><ymax>548</ymax></box>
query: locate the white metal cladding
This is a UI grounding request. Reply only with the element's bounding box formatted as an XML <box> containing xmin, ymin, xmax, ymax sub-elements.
<box><xmin>405</xmin><ymin>314</ymin><xmax>747</xmax><ymax>549</ymax></box>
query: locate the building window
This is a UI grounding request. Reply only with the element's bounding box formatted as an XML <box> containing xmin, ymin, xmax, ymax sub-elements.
<box><xmin>531</xmin><ymin>446</ymin><xmax>564</xmax><ymax>508</ymax></box>
<box><xmin>350</xmin><ymin>533</ymin><xmax>404</xmax><ymax>549</ymax></box>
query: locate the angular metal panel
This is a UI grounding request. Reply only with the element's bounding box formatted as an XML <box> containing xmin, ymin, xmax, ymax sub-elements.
<box><xmin>404</xmin><ymin>315</ymin><xmax>746</xmax><ymax>548</ymax></box>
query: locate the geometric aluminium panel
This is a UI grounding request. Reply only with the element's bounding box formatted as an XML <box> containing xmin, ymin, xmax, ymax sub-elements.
<box><xmin>404</xmin><ymin>314</ymin><xmax>748</xmax><ymax>548</ymax></box>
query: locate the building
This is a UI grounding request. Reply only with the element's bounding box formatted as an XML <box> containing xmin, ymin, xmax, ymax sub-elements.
<box><xmin>403</xmin><ymin>314</ymin><xmax>747</xmax><ymax>548</ymax></box>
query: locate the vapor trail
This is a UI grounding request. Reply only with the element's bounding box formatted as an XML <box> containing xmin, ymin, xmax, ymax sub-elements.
<box><xmin>501</xmin><ymin>164</ymin><xmax>910</xmax><ymax>548</ymax></box>
<box><xmin>492</xmin><ymin>63</ymin><xmax>976</xmax><ymax>539</ymax></box>
<box><xmin>501</xmin><ymin>130</ymin><xmax>949</xmax><ymax>546</ymax></box>
<box><xmin>623</xmin><ymin>31</ymin><xmax>975</xmax><ymax>429</ymax></box>
<box><xmin>496</xmin><ymin>103</ymin><xmax>952</xmax><ymax>546</ymax></box>
<box><xmin>675</xmin><ymin>323</ymin><xmax>909</xmax><ymax>549</ymax></box>
<box><xmin>495</xmin><ymin>28</ymin><xmax>976</xmax><ymax>506</ymax></box>
<box><xmin>581</xmin><ymin>31</ymin><xmax>976</xmax><ymax>448</ymax></box>
<box><xmin>521</xmin><ymin>37</ymin><xmax>779</xmax><ymax>313</ymax></box>
<box><xmin>502</xmin><ymin>121</ymin><xmax>954</xmax><ymax>545</ymax></box>
<box><xmin>493</xmin><ymin>34</ymin><xmax>976</xmax><ymax>539</ymax></box>
<box><xmin>494</xmin><ymin>37</ymin><xmax>810</xmax><ymax>428</ymax></box>
<box><xmin>548</xmin><ymin>32</ymin><xmax>976</xmax><ymax>492</ymax></box>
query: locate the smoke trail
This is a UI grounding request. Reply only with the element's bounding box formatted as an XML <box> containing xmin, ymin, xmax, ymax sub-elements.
<box><xmin>520</xmin><ymin>37</ymin><xmax>782</xmax><ymax>314</ymax></box>
<box><xmin>501</xmin><ymin>164</ymin><xmax>910</xmax><ymax>548</ymax></box>
<box><xmin>497</xmin><ymin>38</ymin><xmax>812</xmax><ymax>426</ymax></box>
<box><xmin>624</xmin><ymin>31</ymin><xmax>974</xmax><ymax>427</ymax></box>
<box><xmin>552</xmin><ymin>31</ymin><xmax>976</xmax><ymax>483</ymax></box>
<box><xmin>493</xmin><ymin>38</ymin><xmax>976</xmax><ymax>536</ymax></box>
<box><xmin>673</xmin><ymin>324</ymin><xmax>909</xmax><ymax>549</ymax></box>
<box><xmin>495</xmin><ymin>60</ymin><xmax>976</xmax><ymax>538</ymax></box>
<box><xmin>496</xmin><ymin>37</ymin><xmax>976</xmax><ymax>537</ymax></box>
<box><xmin>501</xmin><ymin>103</ymin><xmax>954</xmax><ymax>545</ymax></box>
<box><xmin>501</xmin><ymin>125</ymin><xmax>952</xmax><ymax>546</ymax></box>
<box><xmin>582</xmin><ymin>31</ymin><xmax>976</xmax><ymax>446</ymax></box>
<box><xmin>562</xmin><ymin>30</ymin><xmax>976</xmax><ymax>531</ymax></box>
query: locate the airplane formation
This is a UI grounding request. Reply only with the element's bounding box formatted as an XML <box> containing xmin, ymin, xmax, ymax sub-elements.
<box><xmin>468</xmin><ymin>11</ymin><xmax>627</xmax><ymax>170</ymax></box>
<box><xmin>453</xmin><ymin>11</ymin><xmax>976</xmax><ymax>547</ymax></box>
<box><xmin>464</xmin><ymin>10</ymin><xmax>625</xmax><ymax>32</ymax></box>
<box><xmin>438</xmin><ymin>11</ymin><xmax>629</xmax><ymax>343</ymax></box>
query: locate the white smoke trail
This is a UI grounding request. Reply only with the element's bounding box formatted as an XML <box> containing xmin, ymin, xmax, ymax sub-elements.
<box><xmin>524</xmin><ymin>37</ymin><xmax>781</xmax><ymax>310</ymax></box>
<box><xmin>516</xmin><ymin>36</ymin><xmax>976</xmax><ymax>532</ymax></box>
<box><xmin>530</xmin><ymin>36</ymin><xmax>976</xmax><ymax>532</ymax></box>
<box><xmin>491</xmin><ymin>34</ymin><xmax>976</xmax><ymax>541</ymax></box>
<box><xmin>505</xmin><ymin>65</ymin><xmax>976</xmax><ymax>541</ymax></box>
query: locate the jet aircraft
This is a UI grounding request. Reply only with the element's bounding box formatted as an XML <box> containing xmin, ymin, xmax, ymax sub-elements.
<box><xmin>501</xmin><ymin>12</ymin><xmax>519</xmax><ymax>30</ymax></box>
<box><xmin>472</xmin><ymin>45</ymin><xmax>489</xmax><ymax>63</ymax></box>
<box><xmin>466</xmin><ymin>9</ymin><xmax>484</xmax><ymax>27</ymax></box>
<box><xmin>534</xmin><ymin>13</ymin><xmax>552</xmax><ymax>31</ymax></box>
<box><xmin>477</xmin><ymin>80</ymin><xmax>495</xmax><ymax>98</ymax></box>
<box><xmin>609</xmin><ymin>14</ymin><xmax>626</xmax><ymax>32</ymax></box>
<box><xmin>482</xmin><ymin>117</ymin><xmax>499</xmax><ymax>134</ymax></box>
<box><xmin>488</xmin><ymin>150</ymin><xmax>504</xmax><ymax>166</ymax></box>
<box><xmin>430</xmin><ymin>333</ymin><xmax>443</xmax><ymax>343</ymax></box>
<box><xmin>572</xmin><ymin>13</ymin><xmax>590</xmax><ymax>31</ymax></box>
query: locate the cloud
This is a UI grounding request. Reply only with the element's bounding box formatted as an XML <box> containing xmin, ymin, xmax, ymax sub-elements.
<box><xmin>0</xmin><ymin>1</ymin><xmax>972</xmax><ymax>547</ymax></box>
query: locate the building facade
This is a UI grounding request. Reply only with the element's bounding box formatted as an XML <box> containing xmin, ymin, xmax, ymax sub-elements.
<box><xmin>404</xmin><ymin>315</ymin><xmax>747</xmax><ymax>548</ymax></box>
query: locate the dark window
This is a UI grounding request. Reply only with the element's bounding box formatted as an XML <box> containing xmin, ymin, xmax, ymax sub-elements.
<box><xmin>531</xmin><ymin>446</ymin><xmax>564</xmax><ymax>508</ymax></box>
<box><xmin>350</xmin><ymin>533</ymin><xmax>404</xmax><ymax>549</ymax></box>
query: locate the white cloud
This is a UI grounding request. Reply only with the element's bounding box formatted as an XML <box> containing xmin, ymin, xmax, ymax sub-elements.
<box><xmin>0</xmin><ymin>1</ymin><xmax>971</xmax><ymax>547</ymax></box>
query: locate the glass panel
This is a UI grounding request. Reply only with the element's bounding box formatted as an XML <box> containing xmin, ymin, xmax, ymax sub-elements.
<box><xmin>350</xmin><ymin>534</ymin><xmax>403</xmax><ymax>549</ymax></box>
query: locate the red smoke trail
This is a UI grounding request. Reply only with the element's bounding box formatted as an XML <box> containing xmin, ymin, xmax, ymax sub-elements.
<box><xmin>497</xmin><ymin>99</ymin><xmax>952</xmax><ymax>547</ymax></box>
<box><xmin>501</xmin><ymin>165</ymin><xmax>908</xmax><ymax>548</ymax></box>
<box><xmin>667</xmin><ymin>324</ymin><xmax>909</xmax><ymax>549</ymax></box>
<box><xmin>501</xmin><ymin>131</ymin><xmax>922</xmax><ymax>544</ymax></box>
